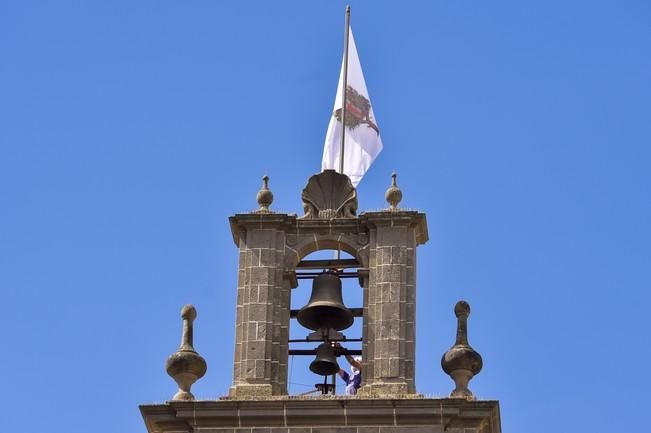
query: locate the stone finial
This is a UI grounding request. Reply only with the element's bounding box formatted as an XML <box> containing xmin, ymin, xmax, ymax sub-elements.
<box><xmin>385</xmin><ymin>172</ymin><xmax>402</xmax><ymax>210</ymax></box>
<box><xmin>441</xmin><ymin>300</ymin><xmax>483</xmax><ymax>399</ymax></box>
<box><xmin>255</xmin><ymin>175</ymin><xmax>273</xmax><ymax>213</ymax></box>
<box><xmin>166</xmin><ymin>304</ymin><xmax>207</xmax><ymax>401</ymax></box>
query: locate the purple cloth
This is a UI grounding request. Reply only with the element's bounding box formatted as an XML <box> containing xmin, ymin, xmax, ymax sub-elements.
<box><xmin>340</xmin><ymin>370</ymin><xmax>361</xmax><ymax>395</ymax></box>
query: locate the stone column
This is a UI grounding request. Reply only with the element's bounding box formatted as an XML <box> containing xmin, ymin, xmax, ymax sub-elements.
<box><xmin>228</xmin><ymin>213</ymin><xmax>294</xmax><ymax>397</ymax></box>
<box><xmin>360</xmin><ymin>211</ymin><xmax>428</xmax><ymax>396</ymax></box>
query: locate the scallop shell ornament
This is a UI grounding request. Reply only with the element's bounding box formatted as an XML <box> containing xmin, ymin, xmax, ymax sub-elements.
<box><xmin>301</xmin><ymin>170</ymin><xmax>358</xmax><ymax>219</ymax></box>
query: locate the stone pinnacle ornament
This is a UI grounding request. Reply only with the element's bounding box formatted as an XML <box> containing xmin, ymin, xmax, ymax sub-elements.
<box><xmin>255</xmin><ymin>175</ymin><xmax>273</xmax><ymax>213</ymax></box>
<box><xmin>166</xmin><ymin>304</ymin><xmax>207</xmax><ymax>401</ymax></box>
<box><xmin>385</xmin><ymin>171</ymin><xmax>402</xmax><ymax>210</ymax></box>
<box><xmin>441</xmin><ymin>300</ymin><xmax>483</xmax><ymax>399</ymax></box>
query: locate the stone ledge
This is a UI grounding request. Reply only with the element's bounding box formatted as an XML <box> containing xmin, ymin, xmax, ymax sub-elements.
<box><xmin>360</xmin><ymin>211</ymin><xmax>428</xmax><ymax>246</ymax></box>
<box><xmin>229</xmin><ymin>213</ymin><xmax>296</xmax><ymax>246</ymax></box>
<box><xmin>218</xmin><ymin>394</ymin><xmax>426</xmax><ymax>401</ymax></box>
<box><xmin>140</xmin><ymin>398</ymin><xmax>500</xmax><ymax>433</ymax></box>
<box><xmin>228</xmin><ymin>211</ymin><xmax>429</xmax><ymax>248</ymax></box>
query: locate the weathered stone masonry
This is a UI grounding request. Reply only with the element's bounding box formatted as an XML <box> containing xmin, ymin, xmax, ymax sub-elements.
<box><xmin>228</xmin><ymin>208</ymin><xmax>428</xmax><ymax>398</ymax></box>
<box><xmin>141</xmin><ymin>172</ymin><xmax>502</xmax><ymax>433</ymax></box>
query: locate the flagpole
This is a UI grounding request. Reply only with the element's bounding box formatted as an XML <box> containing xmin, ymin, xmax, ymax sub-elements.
<box><xmin>336</xmin><ymin>4</ymin><xmax>350</xmax><ymax>379</ymax></box>
<box><xmin>339</xmin><ymin>4</ymin><xmax>351</xmax><ymax>174</ymax></box>
<box><xmin>335</xmin><ymin>5</ymin><xmax>351</xmax><ymax>306</ymax></box>
<box><xmin>334</xmin><ymin>13</ymin><xmax>355</xmax><ymax>391</ymax></box>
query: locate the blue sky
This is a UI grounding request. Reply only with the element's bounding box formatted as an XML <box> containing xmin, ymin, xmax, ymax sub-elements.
<box><xmin>1</xmin><ymin>1</ymin><xmax>650</xmax><ymax>432</ymax></box>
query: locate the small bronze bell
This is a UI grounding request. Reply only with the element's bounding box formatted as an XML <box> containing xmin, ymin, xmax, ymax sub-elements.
<box><xmin>309</xmin><ymin>342</ymin><xmax>340</xmax><ymax>376</ymax></box>
<box><xmin>297</xmin><ymin>271</ymin><xmax>354</xmax><ymax>331</ymax></box>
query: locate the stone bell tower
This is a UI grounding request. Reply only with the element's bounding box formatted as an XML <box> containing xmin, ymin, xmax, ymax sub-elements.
<box><xmin>140</xmin><ymin>170</ymin><xmax>502</xmax><ymax>433</ymax></box>
<box><xmin>228</xmin><ymin>170</ymin><xmax>427</xmax><ymax>398</ymax></box>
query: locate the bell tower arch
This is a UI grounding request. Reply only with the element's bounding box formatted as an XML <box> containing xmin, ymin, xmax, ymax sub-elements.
<box><xmin>228</xmin><ymin>171</ymin><xmax>428</xmax><ymax>398</ymax></box>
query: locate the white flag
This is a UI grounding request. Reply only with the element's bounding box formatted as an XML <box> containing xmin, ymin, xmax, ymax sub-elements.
<box><xmin>322</xmin><ymin>27</ymin><xmax>383</xmax><ymax>187</ymax></box>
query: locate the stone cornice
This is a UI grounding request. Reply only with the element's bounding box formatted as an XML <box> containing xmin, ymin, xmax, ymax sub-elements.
<box><xmin>140</xmin><ymin>398</ymin><xmax>500</xmax><ymax>433</ymax></box>
<box><xmin>228</xmin><ymin>213</ymin><xmax>296</xmax><ymax>246</ymax></box>
<box><xmin>229</xmin><ymin>211</ymin><xmax>429</xmax><ymax>248</ymax></box>
<box><xmin>360</xmin><ymin>211</ymin><xmax>429</xmax><ymax>246</ymax></box>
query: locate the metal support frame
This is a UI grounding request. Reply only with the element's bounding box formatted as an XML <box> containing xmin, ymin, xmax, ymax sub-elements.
<box><xmin>296</xmin><ymin>258</ymin><xmax>360</xmax><ymax>269</ymax></box>
<box><xmin>296</xmin><ymin>271</ymin><xmax>360</xmax><ymax>280</ymax></box>
<box><xmin>288</xmin><ymin>349</ymin><xmax>362</xmax><ymax>356</ymax></box>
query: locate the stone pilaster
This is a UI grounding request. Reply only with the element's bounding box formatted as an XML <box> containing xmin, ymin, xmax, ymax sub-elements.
<box><xmin>228</xmin><ymin>213</ymin><xmax>294</xmax><ymax>397</ymax></box>
<box><xmin>359</xmin><ymin>211</ymin><xmax>428</xmax><ymax>396</ymax></box>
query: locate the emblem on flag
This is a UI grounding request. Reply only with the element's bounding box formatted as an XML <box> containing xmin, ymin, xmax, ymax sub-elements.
<box><xmin>334</xmin><ymin>85</ymin><xmax>379</xmax><ymax>135</ymax></box>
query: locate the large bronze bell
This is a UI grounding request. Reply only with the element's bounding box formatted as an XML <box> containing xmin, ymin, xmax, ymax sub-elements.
<box><xmin>309</xmin><ymin>342</ymin><xmax>340</xmax><ymax>376</ymax></box>
<box><xmin>297</xmin><ymin>271</ymin><xmax>353</xmax><ymax>331</ymax></box>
